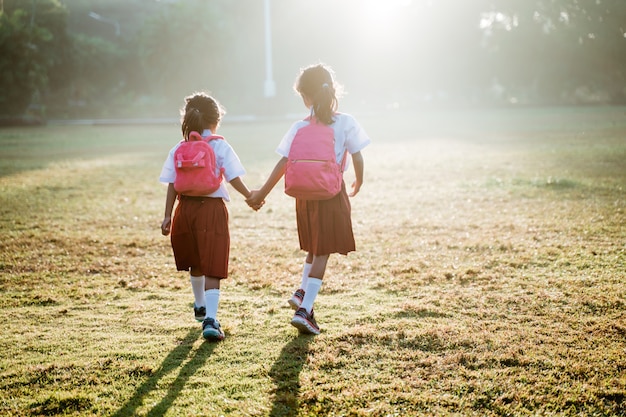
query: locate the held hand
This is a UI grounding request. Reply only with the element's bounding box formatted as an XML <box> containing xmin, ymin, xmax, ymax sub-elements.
<box><xmin>246</xmin><ymin>190</ymin><xmax>265</xmax><ymax>211</ymax></box>
<box><xmin>161</xmin><ymin>217</ymin><xmax>172</xmax><ymax>236</ymax></box>
<box><xmin>250</xmin><ymin>202</ymin><xmax>264</xmax><ymax>211</ymax></box>
<box><xmin>247</xmin><ymin>190</ymin><xmax>262</xmax><ymax>205</ymax></box>
<box><xmin>349</xmin><ymin>180</ymin><xmax>362</xmax><ymax>197</ymax></box>
<box><xmin>246</xmin><ymin>200</ymin><xmax>265</xmax><ymax>211</ymax></box>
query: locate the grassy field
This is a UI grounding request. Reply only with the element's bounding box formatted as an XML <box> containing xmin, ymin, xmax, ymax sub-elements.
<box><xmin>0</xmin><ymin>106</ymin><xmax>624</xmax><ymax>416</ymax></box>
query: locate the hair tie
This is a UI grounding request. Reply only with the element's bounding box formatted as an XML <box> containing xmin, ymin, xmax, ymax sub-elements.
<box><xmin>322</xmin><ymin>83</ymin><xmax>329</xmax><ymax>89</ymax></box>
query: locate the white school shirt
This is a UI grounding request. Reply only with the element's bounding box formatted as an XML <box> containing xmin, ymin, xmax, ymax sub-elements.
<box><xmin>275</xmin><ymin>112</ymin><xmax>371</xmax><ymax>169</ymax></box>
<box><xmin>159</xmin><ymin>129</ymin><xmax>246</xmax><ymax>202</ymax></box>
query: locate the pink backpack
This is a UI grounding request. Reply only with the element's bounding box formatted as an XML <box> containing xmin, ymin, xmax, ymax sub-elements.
<box><xmin>173</xmin><ymin>132</ymin><xmax>224</xmax><ymax>196</ymax></box>
<box><xmin>284</xmin><ymin>117</ymin><xmax>346</xmax><ymax>200</ymax></box>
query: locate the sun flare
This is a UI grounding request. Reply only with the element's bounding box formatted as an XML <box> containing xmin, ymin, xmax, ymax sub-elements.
<box><xmin>355</xmin><ymin>0</ymin><xmax>414</xmax><ymax>42</ymax></box>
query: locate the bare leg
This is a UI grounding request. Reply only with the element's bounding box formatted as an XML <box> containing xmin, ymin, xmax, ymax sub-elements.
<box><xmin>190</xmin><ymin>267</ymin><xmax>221</xmax><ymax>290</ymax></box>
<box><xmin>204</xmin><ymin>276</ymin><xmax>221</xmax><ymax>290</ymax></box>
<box><xmin>309</xmin><ymin>254</ymin><xmax>329</xmax><ymax>280</ymax></box>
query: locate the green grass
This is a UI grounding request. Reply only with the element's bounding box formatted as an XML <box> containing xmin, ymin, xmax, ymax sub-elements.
<box><xmin>1</xmin><ymin>107</ymin><xmax>625</xmax><ymax>416</ymax></box>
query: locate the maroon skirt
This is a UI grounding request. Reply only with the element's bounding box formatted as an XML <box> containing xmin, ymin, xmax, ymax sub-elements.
<box><xmin>295</xmin><ymin>182</ymin><xmax>356</xmax><ymax>256</ymax></box>
<box><xmin>170</xmin><ymin>196</ymin><xmax>229</xmax><ymax>279</ymax></box>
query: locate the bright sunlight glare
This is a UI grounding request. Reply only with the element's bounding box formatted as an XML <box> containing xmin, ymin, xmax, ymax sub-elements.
<box><xmin>356</xmin><ymin>0</ymin><xmax>414</xmax><ymax>41</ymax></box>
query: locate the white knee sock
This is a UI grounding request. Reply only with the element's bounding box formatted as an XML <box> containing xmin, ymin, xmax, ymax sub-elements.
<box><xmin>190</xmin><ymin>275</ymin><xmax>205</xmax><ymax>307</ymax></box>
<box><xmin>204</xmin><ymin>289</ymin><xmax>220</xmax><ymax>320</ymax></box>
<box><xmin>300</xmin><ymin>278</ymin><xmax>322</xmax><ymax>314</ymax></box>
<box><xmin>300</xmin><ymin>262</ymin><xmax>312</xmax><ymax>290</ymax></box>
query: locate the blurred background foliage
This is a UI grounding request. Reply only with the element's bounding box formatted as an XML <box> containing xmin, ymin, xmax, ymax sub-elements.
<box><xmin>1</xmin><ymin>0</ymin><xmax>625</xmax><ymax>121</ymax></box>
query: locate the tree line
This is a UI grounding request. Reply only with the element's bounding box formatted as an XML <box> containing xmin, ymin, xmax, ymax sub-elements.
<box><xmin>1</xmin><ymin>0</ymin><xmax>625</xmax><ymax>121</ymax></box>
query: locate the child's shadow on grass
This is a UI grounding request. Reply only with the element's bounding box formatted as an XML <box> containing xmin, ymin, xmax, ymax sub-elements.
<box><xmin>111</xmin><ymin>329</ymin><xmax>215</xmax><ymax>417</ymax></box>
<box><xmin>269</xmin><ymin>334</ymin><xmax>314</xmax><ymax>417</ymax></box>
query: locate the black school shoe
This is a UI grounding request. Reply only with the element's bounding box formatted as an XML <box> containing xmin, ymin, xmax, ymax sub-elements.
<box><xmin>202</xmin><ymin>317</ymin><xmax>225</xmax><ymax>342</ymax></box>
<box><xmin>194</xmin><ymin>304</ymin><xmax>206</xmax><ymax>322</ymax></box>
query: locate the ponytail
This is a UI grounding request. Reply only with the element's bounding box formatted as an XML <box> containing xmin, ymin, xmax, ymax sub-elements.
<box><xmin>312</xmin><ymin>83</ymin><xmax>337</xmax><ymax>125</ymax></box>
<box><xmin>181</xmin><ymin>108</ymin><xmax>203</xmax><ymax>140</ymax></box>
<box><xmin>295</xmin><ymin>64</ymin><xmax>341</xmax><ymax>125</ymax></box>
<box><xmin>180</xmin><ymin>92</ymin><xmax>225</xmax><ymax>140</ymax></box>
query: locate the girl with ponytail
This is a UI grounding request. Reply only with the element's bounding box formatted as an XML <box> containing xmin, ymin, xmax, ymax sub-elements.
<box><xmin>247</xmin><ymin>63</ymin><xmax>371</xmax><ymax>335</ymax></box>
<box><xmin>160</xmin><ymin>92</ymin><xmax>259</xmax><ymax>342</ymax></box>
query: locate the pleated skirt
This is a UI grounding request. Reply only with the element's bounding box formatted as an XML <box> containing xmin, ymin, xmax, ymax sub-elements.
<box><xmin>295</xmin><ymin>182</ymin><xmax>356</xmax><ymax>256</ymax></box>
<box><xmin>170</xmin><ymin>196</ymin><xmax>229</xmax><ymax>279</ymax></box>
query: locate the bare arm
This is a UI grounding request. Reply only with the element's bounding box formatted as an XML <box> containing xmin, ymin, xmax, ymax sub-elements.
<box><xmin>247</xmin><ymin>157</ymin><xmax>288</xmax><ymax>206</ymax></box>
<box><xmin>229</xmin><ymin>176</ymin><xmax>252</xmax><ymax>199</ymax></box>
<box><xmin>349</xmin><ymin>151</ymin><xmax>364</xmax><ymax>197</ymax></box>
<box><xmin>230</xmin><ymin>176</ymin><xmax>266</xmax><ymax>211</ymax></box>
<box><xmin>161</xmin><ymin>183</ymin><xmax>178</xmax><ymax>236</ymax></box>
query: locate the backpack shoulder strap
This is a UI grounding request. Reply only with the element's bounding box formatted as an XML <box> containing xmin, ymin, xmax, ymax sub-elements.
<box><xmin>203</xmin><ymin>135</ymin><xmax>225</xmax><ymax>175</ymax></box>
<box><xmin>186</xmin><ymin>133</ymin><xmax>224</xmax><ymax>143</ymax></box>
<box><xmin>187</xmin><ymin>131</ymin><xmax>203</xmax><ymax>142</ymax></box>
<box><xmin>339</xmin><ymin>148</ymin><xmax>348</xmax><ymax>172</ymax></box>
<box><xmin>205</xmin><ymin>135</ymin><xmax>224</xmax><ymax>142</ymax></box>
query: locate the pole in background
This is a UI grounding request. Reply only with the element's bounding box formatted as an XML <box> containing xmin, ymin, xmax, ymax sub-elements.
<box><xmin>263</xmin><ymin>0</ymin><xmax>276</xmax><ymax>98</ymax></box>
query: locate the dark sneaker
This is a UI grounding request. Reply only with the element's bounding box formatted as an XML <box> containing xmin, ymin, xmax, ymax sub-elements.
<box><xmin>291</xmin><ymin>308</ymin><xmax>320</xmax><ymax>335</ymax></box>
<box><xmin>202</xmin><ymin>317</ymin><xmax>225</xmax><ymax>342</ymax></box>
<box><xmin>194</xmin><ymin>304</ymin><xmax>206</xmax><ymax>322</ymax></box>
<box><xmin>288</xmin><ymin>289</ymin><xmax>305</xmax><ymax>310</ymax></box>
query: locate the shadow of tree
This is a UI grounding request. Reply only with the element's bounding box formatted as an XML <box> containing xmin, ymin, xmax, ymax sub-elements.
<box><xmin>111</xmin><ymin>329</ymin><xmax>216</xmax><ymax>417</ymax></box>
<box><xmin>269</xmin><ymin>334</ymin><xmax>314</xmax><ymax>417</ymax></box>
